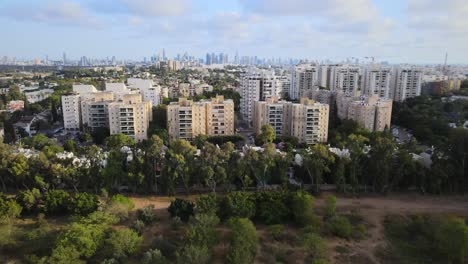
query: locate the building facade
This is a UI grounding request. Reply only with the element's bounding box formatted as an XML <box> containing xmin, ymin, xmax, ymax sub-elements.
<box><xmin>362</xmin><ymin>67</ymin><xmax>392</xmax><ymax>98</ymax></box>
<box><xmin>390</xmin><ymin>67</ymin><xmax>422</xmax><ymax>102</ymax></box>
<box><xmin>253</xmin><ymin>97</ymin><xmax>329</xmax><ymax>144</ymax></box>
<box><xmin>291</xmin><ymin>65</ymin><xmax>319</xmax><ymax>99</ymax></box>
<box><xmin>167</xmin><ymin>96</ymin><xmax>235</xmax><ymax>141</ymax></box>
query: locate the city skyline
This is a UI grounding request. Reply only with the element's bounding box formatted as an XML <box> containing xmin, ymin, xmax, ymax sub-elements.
<box><xmin>0</xmin><ymin>0</ymin><xmax>467</xmax><ymax>64</ymax></box>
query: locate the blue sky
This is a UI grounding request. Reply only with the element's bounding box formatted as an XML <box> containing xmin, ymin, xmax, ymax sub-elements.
<box><xmin>0</xmin><ymin>0</ymin><xmax>467</xmax><ymax>63</ymax></box>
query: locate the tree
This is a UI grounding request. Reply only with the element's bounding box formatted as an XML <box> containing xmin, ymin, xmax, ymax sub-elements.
<box><xmin>257</xmin><ymin>124</ymin><xmax>276</xmax><ymax>145</ymax></box>
<box><xmin>368</xmin><ymin>137</ymin><xmax>396</xmax><ymax>193</ymax></box>
<box><xmin>68</xmin><ymin>192</ymin><xmax>99</xmax><ymax>216</ymax></box>
<box><xmin>0</xmin><ymin>193</ymin><xmax>22</xmax><ymax>223</ymax></box>
<box><xmin>345</xmin><ymin>134</ymin><xmax>369</xmax><ymax>193</ymax></box>
<box><xmin>290</xmin><ymin>191</ymin><xmax>317</xmax><ymax>227</ymax></box>
<box><xmin>16</xmin><ymin>188</ymin><xmax>42</xmax><ymax>213</ymax></box>
<box><xmin>43</xmin><ymin>190</ymin><xmax>70</xmax><ymax>215</ymax></box>
<box><xmin>302</xmin><ymin>144</ymin><xmax>335</xmax><ymax>193</ymax></box>
<box><xmin>226</xmin><ymin>218</ymin><xmax>258</xmax><ymax>264</ymax></box>
<box><xmin>168</xmin><ymin>198</ymin><xmax>195</xmax><ymax>222</ymax></box>
<box><xmin>105</xmin><ymin>228</ymin><xmax>143</xmax><ymax>259</ymax></box>
<box><xmin>222</xmin><ymin>192</ymin><xmax>256</xmax><ymax>219</ymax></box>
<box><xmin>142</xmin><ymin>135</ymin><xmax>165</xmax><ymax>193</ymax></box>
<box><xmin>162</xmin><ymin>140</ymin><xmax>196</xmax><ymax>194</ymax></box>
<box><xmin>104</xmin><ymin>133</ymin><xmax>135</xmax><ymax>150</ymax></box>
<box><xmin>199</xmin><ymin>142</ymin><xmax>227</xmax><ymax>192</ymax></box>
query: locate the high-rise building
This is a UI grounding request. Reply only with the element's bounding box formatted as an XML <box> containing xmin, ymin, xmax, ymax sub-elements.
<box><xmin>362</xmin><ymin>67</ymin><xmax>392</xmax><ymax>98</ymax></box>
<box><xmin>127</xmin><ymin>78</ymin><xmax>162</xmax><ymax>106</ymax></box>
<box><xmin>291</xmin><ymin>65</ymin><xmax>319</xmax><ymax>99</ymax></box>
<box><xmin>62</xmin><ymin>85</ymin><xmax>98</xmax><ymax>130</ymax></box>
<box><xmin>108</xmin><ymin>94</ymin><xmax>153</xmax><ymax>142</ymax></box>
<box><xmin>62</xmin><ymin>52</ymin><xmax>67</xmax><ymax>65</ymax></box>
<box><xmin>328</xmin><ymin>65</ymin><xmax>361</xmax><ymax>95</ymax></box>
<box><xmin>167</xmin><ymin>96</ymin><xmax>235</xmax><ymax>141</ymax></box>
<box><xmin>253</xmin><ymin>97</ymin><xmax>329</xmax><ymax>144</ymax></box>
<box><xmin>390</xmin><ymin>67</ymin><xmax>422</xmax><ymax>102</ymax></box>
<box><xmin>336</xmin><ymin>93</ymin><xmax>392</xmax><ymax>131</ymax></box>
<box><xmin>240</xmin><ymin>70</ymin><xmax>281</xmax><ymax>123</ymax></box>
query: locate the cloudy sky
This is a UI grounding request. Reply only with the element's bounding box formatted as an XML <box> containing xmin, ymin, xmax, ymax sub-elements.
<box><xmin>1</xmin><ymin>0</ymin><xmax>467</xmax><ymax>63</ymax></box>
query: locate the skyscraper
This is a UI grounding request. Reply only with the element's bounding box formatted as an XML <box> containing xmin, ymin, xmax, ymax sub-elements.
<box><xmin>63</xmin><ymin>52</ymin><xmax>67</xmax><ymax>65</ymax></box>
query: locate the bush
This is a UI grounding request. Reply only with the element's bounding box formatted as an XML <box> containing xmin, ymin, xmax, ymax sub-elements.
<box><xmin>105</xmin><ymin>228</ymin><xmax>143</xmax><ymax>259</ymax></box>
<box><xmin>68</xmin><ymin>192</ymin><xmax>99</xmax><ymax>216</ymax></box>
<box><xmin>176</xmin><ymin>244</ymin><xmax>211</xmax><ymax>264</ymax></box>
<box><xmin>327</xmin><ymin>216</ymin><xmax>353</xmax><ymax>239</ymax></box>
<box><xmin>152</xmin><ymin>235</ymin><xmax>177</xmax><ymax>259</ymax></box>
<box><xmin>105</xmin><ymin>194</ymin><xmax>135</xmax><ymax>221</ymax></box>
<box><xmin>196</xmin><ymin>193</ymin><xmax>219</xmax><ymax>215</ymax></box>
<box><xmin>43</xmin><ymin>190</ymin><xmax>70</xmax><ymax>215</ymax></box>
<box><xmin>384</xmin><ymin>214</ymin><xmax>468</xmax><ymax>264</ymax></box>
<box><xmin>222</xmin><ymin>192</ymin><xmax>256</xmax><ymax>219</ymax></box>
<box><xmin>100</xmin><ymin>259</ymin><xmax>119</xmax><ymax>264</ymax></box>
<box><xmin>267</xmin><ymin>224</ymin><xmax>284</xmax><ymax>240</ymax></box>
<box><xmin>132</xmin><ymin>219</ymin><xmax>146</xmax><ymax>235</ymax></box>
<box><xmin>171</xmin><ymin>216</ymin><xmax>183</xmax><ymax>230</ymax></box>
<box><xmin>353</xmin><ymin>224</ymin><xmax>367</xmax><ymax>240</ymax></box>
<box><xmin>185</xmin><ymin>214</ymin><xmax>219</xmax><ymax>247</ymax></box>
<box><xmin>226</xmin><ymin>218</ymin><xmax>258</xmax><ymax>264</ymax></box>
<box><xmin>0</xmin><ymin>193</ymin><xmax>22</xmax><ymax>223</ymax></box>
<box><xmin>290</xmin><ymin>191</ymin><xmax>316</xmax><ymax>227</ymax></box>
<box><xmin>137</xmin><ymin>205</ymin><xmax>157</xmax><ymax>224</ymax></box>
<box><xmin>255</xmin><ymin>191</ymin><xmax>290</xmax><ymax>224</ymax></box>
<box><xmin>142</xmin><ymin>249</ymin><xmax>169</xmax><ymax>264</ymax></box>
<box><xmin>302</xmin><ymin>232</ymin><xmax>327</xmax><ymax>259</ymax></box>
<box><xmin>168</xmin><ymin>198</ymin><xmax>195</xmax><ymax>222</ymax></box>
<box><xmin>324</xmin><ymin>195</ymin><xmax>337</xmax><ymax>219</ymax></box>
<box><xmin>16</xmin><ymin>188</ymin><xmax>42</xmax><ymax>213</ymax></box>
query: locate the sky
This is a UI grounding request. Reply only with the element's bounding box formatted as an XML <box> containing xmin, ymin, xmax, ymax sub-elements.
<box><xmin>0</xmin><ymin>0</ymin><xmax>467</xmax><ymax>64</ymax></box>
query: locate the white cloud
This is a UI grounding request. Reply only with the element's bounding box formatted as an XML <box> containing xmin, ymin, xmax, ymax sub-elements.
<box><xmin>2</xmin><ymin>1</ymin><xmax>101</xmax><ymax>28</ymax></box>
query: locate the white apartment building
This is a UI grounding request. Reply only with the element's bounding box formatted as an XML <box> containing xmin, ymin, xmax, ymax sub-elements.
<box><xmin>62</xmin><ymin>85</ymin><xmax>98</xmax><ymax>130</ymax></box>
<box><xmin>337</xmin><ymin>93</ymin><xmax>392</xmax><ymax>132</ymax></box>
<box><xmin>291</xmin><ymin>65</ymin><xmax>319</xmax><ymax>99</ymax></box>
<box><xmin>108</xmin><ymin>94</ymin><xmax>153</xmax><ymax>142</ymax></box>
<box><xmin>253</xmin><ymin>97</ymin><xmax>329</xmax><ymax>144</ymax></box>
<box><xmin>318</xmin><ymin>65</ymin><xmax>329</xmax><ymax>88</ymax></box>
<box><xmin>362</xmin><ymin>67</ymin><xmax>392</xmax><ymax>98</ymax></box>
<box><xmin>390</xmin><ymin>67</ymin><xmax>422</xmax><ymax>102</ymax></box>
<box><xmin>81</xmin><ymin>92</ymin><xmax>115</xmax><ymax>130</ymax></box>
<box><xmin>240</xmin><ymin>70</ymin><xmax>280</xmax><ymax>123</ymax></box>
<box><xmin>167</xmin><ymin>96</ymin><xmax>235</xmax><ymax>141</ymax></box>
<box><xmin>127</xmin><ymin>78</ymin><xmax>162</xmax><ymax>106</ymax></box>
<box><xmin>328</xmin><ymin>65</ymin><xmax>361</xmax><ymax>95</ymax></box>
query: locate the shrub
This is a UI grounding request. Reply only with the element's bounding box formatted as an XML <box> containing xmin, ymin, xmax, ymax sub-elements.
<box><xmin>142</xmin><ymin>249</ymin><xmax>169</xmax><ymax>264</ymax></box>
<box><xmin>185</xmin><ymin>214</ymin><xmax>219</xmax><ymax>247</ymax></box>
<box><xmin>132</xmin><ymin>219</ymin><xmax>146</xmax><ymax>235</ymax></box>
<box><xmin>324</xmin><ymin>195</ymin><xmax>337</xmax><ymax>219</ymax></box>
<box><xmin>171</xmin><ymin>216</ymin><xmax>183</xmax><ymax>230</ymax></box>
<box><xmin>43</xmin><ymin>190</ymin><xmax>70</xmax><ymax>215</ymax></box>
<box><xmin>0</xmin><ymin>223</ymin><xmax>22</xmax><ymax>248</ymax></box>
<box><xmin>384</xmin><ymin>214</ymin><xmax>468</xmax><ymax>264</ymax></box>
<box><xmin>105</xmin><ymin>228</ymin><xmax>143</xmax><ymax>259</ymax></box>
<box><xmin>226</xmin><ymin>218</ymin><xmax>258</xmax><ymax>264</ymax></box>
<box><xmin>290</xmin><ymin>191</ymin><xmax>316</xmax><ymax>227</ymax></box>
<box><xmin>16</xmin><ymin>188</ymin><xmax>42</xmax><ymax>213</ymax></box>
<box><xmin>196</xmin><ymin>193</ymin><xmax>219</xmax><ymax>215</ymax></box>
<box><xmin>105</xmin><ymin>194</ymin><xmax>135</xmax><ymax>221</ymax></box>
<box><xmin>168</xmin><ymin>198</ymin><xmax>195</xmax><ymax>222</ymax></box>
<box><xmin>255</xmin><ymin>191</ymin><xmax>290</xmax><ymax>224</ymax></box>
<box><xmin>137</xmin><ymin>205</ymin><xmax>157</xmax><ymax>224</ymax></box>
<box><xmin>100</xmin><ymin>259</ymin><xmax>119</xmax><ymax>264</ymax></box>
<box><xmin>302</xmin><ymin>232</ymin><xmax>327</xmax><ymax>259</ymax></box>
<box><xmin>176</xmin><ymin>244</ymin><xmax>211</xmax><ymax>264</ymax></box>
<box><xmin>267</xmin><ymin>224</ymin><xmax>284</xmax><ymax>240</ymax></box>
<box><xmin>327</xmin><ymin>216</ymin><xmax>353</xmax><ymax>239</ymax></box>
<box><xmin>353</xmin><ymin>224</ymin><xmax>367</xmax><ymax>240</ymax></box>
<box><xmin>222</xmin><ymin>192</ymin><xmax>256</xmax><ymax>219</ymax></box>
<box><xmin>68</xmin><ymin>192</ymin><xmax>99</xmax><ymax>216</ymax></box>
<box><xmin>0</xmin><ymin>193</ymin><xmax>22</xmax><ymax>223</ymax></box>
<box><xmin>152</xmin><ymin>235</ymin><xmax>177</xmax><ymax>259</ymax></box>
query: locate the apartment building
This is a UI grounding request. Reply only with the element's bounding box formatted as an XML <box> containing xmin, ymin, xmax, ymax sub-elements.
<box><xmin>108</xmin><ymin>94</ymin><xmax>153</xmax><ymax>142</ymax></box>
<box><xmin>167</xmin><ymin>96</ymin><xmax>234</xmax><ymax>141</ymax></box>
<box><xmin>362</xmin><ymin>67</ymin><xmax>392</xmax><ymax>98</ymax></box>
<box><xmin>328</xmin><ymin>65</ymin><xmax>361</xmax><ymax>95</ymax></box>
<box><xmin>62</xmin><ymin>84</ymin><xmax>98</xmax><ymax>130</ymax></box>
<box><xmin>127</xmin><ymin>78</ymin><xmax>162</xmax><ymax>106</ymax></box>
<box><xmin>390</xmin><ymin>67</ymin><xmax>422</xmax><ymax>102</ymax></box>
<box><xmin>81</xmin><ymin>92</ymin><xmax>115</xmax><ymax>130</ymax></box>
<box><xmin>253</xmin><ymin>97</ymin><xmax>329</xmax><ymax>144</ymax></box>
<box><xmin>337</xmin><ymin>93</ymin><xmax>392</xmax><ymax>131</ymax></box>
<box><xmin>291</xmin><ymin>65</ymin><xmax>319</xmax><ymax>99</ymax></box>
<box><xmin>240</xmin><ymin>70</ymin><xmax>280</xmax><ymax>123</ymax></box>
